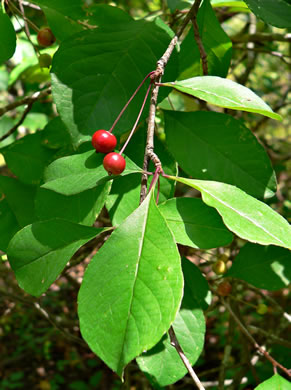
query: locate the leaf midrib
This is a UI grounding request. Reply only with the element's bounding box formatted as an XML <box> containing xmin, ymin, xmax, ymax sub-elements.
<box><xmin>198</xmin><ymin>186</ymin><xmax>286</xmax><ymax>246</ymax></box>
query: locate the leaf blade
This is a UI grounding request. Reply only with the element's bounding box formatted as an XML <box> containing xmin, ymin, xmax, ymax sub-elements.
<box><xmin>163</xmin><ymin>76</ymin><xmax>281</xmax><ymax>120</ymax></box>
<box><xmin>42</xmin><ymin>150</ymin><xmax>142</xmax><ymax>195</ymax></box>
<box><xmin>78</xmin><ymin>190</ymin><xmax>184</xmax><ymax>376</ymax></box>
<box><xmin>168</xmin><ymin>177</ymin><xmax>291</xmax><ymax>249</ymax></box>
<box><xmin>7</xmin><ymin>219</ymin><xmax>105</xmax><ymax>296</ymax></box>
<box><xmin>164</xmin><ymin>110</ymin><xmax>276</xmax><ymax>199</ymax></box>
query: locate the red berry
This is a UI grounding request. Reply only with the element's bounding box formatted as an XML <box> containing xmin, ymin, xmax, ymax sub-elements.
<box><xmin>217</xmin><ymin>281</ymin><xmax>232</xmax><ymax>297</ymax></box>
<box><xmin>103</xmin><ymin>153</ymin><xmax>126</xmax><ymax>175</ymax></box>
<box><xmin>37</xmin><ymin>28</ymin><xmax>56</xmax><ymax>47</ymax></box>
<box><xmin>92</xmin><ymin>130</ymin><xmax>117</xmax><ymax>153</ymax></box>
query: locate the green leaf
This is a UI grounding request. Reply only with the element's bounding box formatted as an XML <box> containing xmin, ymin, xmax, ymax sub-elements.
<box><xmin>0</xmin><ymin>195</ymin><xmax>20</xmax><ymax>252</ymax></box>
<box><xmin>35</xmin><ymin>182</ymin><xmax>111</xmax><ymax>226</ymax></box>
<box><xmin>168</xmin><ymin>177</ymin><xmax>291</xmax><ymax>249</ymax></box>
<box><xmin>243</xmin><ymin>0</ymin><xmax>291</xmax><ymax>28</ymax></box>
<box><xmin>106</xmin><ymin>174</ymin><xmax>141</xmax><ymax>226</ymax></box>
<box><xmin>182</xmin><ymin>257</ymin><xmax>211</xmax><ymax>310</ymax></box>
<box><xmin>164</xmin><ymin>111</ymin><xmax>276</xmax><ymax>199</ymax></box>
<box><xmin>107</xmin><ymin>130</ymin><xmax>177</xmax><ymax>226</ymax></box>
<box><xmin>211</xmin><ymin>0</ymin><xmax>249</xmax><ymax>9</ymax></box>
<box><xmin>0</xmin><ymin>176</ymin><xmax>36</xmax><ymax>227</ymax></box>
<box><xmin>179</xmin><ymin>0</ymin><xmax>232</xmax><ymax>78</ymax></box>
<box><xmin>0</xmin><ymin>133</ymin><xmax>56</xmax><ymax>185</ymax></box>
<box><xmin>78</xmin><ymin>190</ymin><xmax>183</xmax><ymax>376</ymax></box>
<box><xmin>254</xmin><ymin>374</ymin><xmax>291</xmax><ymax>390</ymax></box>
<box><xmin>167</xmin><ymin>0</ymin><xmax>193</xmax><ymax>12</ymax></box>
<box><xmin>0</xmin><ymin>116</ymin><xmax>16</xmax><ymax>147</ymax></box>
<box><xmin>7</xmin><ymin>219</ymin><xmax>105</xmax><ymax>296</ymax></box>
<box><xmin>137</xmin><ymin>260</ymin><xmax>206</xmax><ymax>386</ymax></box>
<box><xmin>41</xmin><ymin>117</ymin><xmax>73</xmax><ymax>152</ymax></box>
<box><xmin>227</xmin><ymin>243</ymin><xmax>291</xmax><ymax>290</ymax></box>
<box><xmin>51</xmin><ymin>19</ymin><xmax>178</xmax><ymax>147</ymax></box>
<box><xmin>42</xmin><ymin>150</ymin><xmax>141</xmax><ymax>196</ymax></box>
<box><xmin>31</xmin><ymin>0</ymin><xmax>132</xmax><ymax>40</ymax></box>
<box><xmin>163</xmin><ymin>76</ymin><xmax>282</xmax><ymax>121</ymax></box>
<box><xmin>0</xmin><ymin>7</ymin><xmax>16</xmax><ymax>64</ymax></box>
<box><xmin>159</xmin><ymin>197</ymin><xmax>233</xmax><ymax>249</ymax></box>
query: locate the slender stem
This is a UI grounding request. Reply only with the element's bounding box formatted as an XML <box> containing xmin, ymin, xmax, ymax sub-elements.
<box><xmin>190</xmin><ymin>1</ymin><xmax>208</xmax><ymax>75</ymax></box>
<box><xmin>148</xmin><ymin>166</ymin><xmax>162</xmax><ymax>193</ymax></box>
<box><xmin>0</xmin><ymin>88</ymin><xmax>51</xmax><ymax>143</ymax></box>
<box><xmin>119</xmin><ymin>80</ymin><xmax>153</xmax><ymax>155</ymax></box>
<box><xmin>0</xmin><ymin>87</ymin><xmax>51</xmax><ymax>117</ymax></box>
<box><xmin>18</xmin><ymin>0</ymin><xmax>39</xmax><ymax>55</ymax></box>
<box><xmin>222</xmin><ymin>298</ymin><xmax>291</xmax><ymax>378</ymax></box>
<box><xmin>7</xmin><ymin>0</ymin><xmax>40</xmax><ymax>32</ymax></box>
<box><xmin>169</xmin><ymin>327</ymin><xmax>205</xmax><ymax>390</ymax></box>
<box><xmin>156</xmin><ymin>176</ymin><xmax>160</xmax><ymax>204</ymax></box>
<box><xmin>0</xmin><ymin>101</ymin><xmax>34</xmax><ymax>142</ymax></box>
<box><xmin>140</xmin><ymin>0</ymin><xmax>203</xmax><ymax>203</ymax></box>
<box><xmin>108</xmin><ymin>71</ymin><xmax>155</xmax><ymax>133</ymax></box>
<box><xmin>231</xmin><ymin>32</ymin><xmax>291</xmax><ymax>43</ymax></box>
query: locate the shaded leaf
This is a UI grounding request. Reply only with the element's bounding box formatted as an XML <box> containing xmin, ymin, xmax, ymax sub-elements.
<box><xmin>0</xmin><ymin>195</ymin><xmax>20</xmax><ymax>252</ymax></box>
<box><xmin>164</xmin><ymin>111</ymin><xmax>276</xmax><ymax>199</ymax></box>
<box><xmin>8</xmin><ymin>219</ymin><xmax>105</xmax><ymax>296</ymax></box>
<box><xmin>227</xmin><ymin>243</ymin><xmax>291</xmax><ymax>290</ymax></box>
<box><xmin>0</xmin><ymin>176</ymin><xmax>36</xmax><ymax>227</ymax></box>
<box><xmin>35</xmin><ymin>182</ymin><xmax>111</xmax><ymax>226</ymax></box>
<box><xmin>182</xmin><ymin>257</ymin><xmax>211</xmax><ymax>310</ymax></box>
<box><xmin>0</xmin><ymin>133</ymin><xmax>56</xmax><ymax>185</ymax></box>
<box><xmin>163</xmin><ymin>76</ymin><xmax>281</xmax><ymax>120</ymax></box>
<box><xmin>32</xmin><ymin>0</ymin><xmax>132</xmax><ymax>40</ymax></box>
<box><xmin>51</xmin><ymin>19</ymin><xmax>178</xmax><ymax>147</ymax></box>
<box><xmin>137</xmin><ymin>260</ymin><xmax>206</xmax><ymax>386</ymax></box>
<box><xmin>42</xmin><ymin>150</ymin><xmax>141</xmax><ymax>195</ymax></box>
<box><xmin>0</xmin><ymin>7</ymin><xmax>16</xmax><ymax>64</ymax></box>
<box><xmin>243</xmin><ymin>0</ymin><xmax>291</xmax><ymax>28</ymax></box>
<box><xmin>107</xmin><ymin>130</ymin><xmax>177</xmax><ymax>225</ymax></box>
<box><xmin>168</xmin><ymin>177</ymin><xmax>291</xmax><ymax>249</ymax></box>
<box><xmin>159</xmin><ymin>197</ymin><xmax>233</xmax><ymax>249</ymax></box>
<box><xmin>78</xmin><ymin>190</ymin><xmax>183</xmax><ymax>376</ymax></box>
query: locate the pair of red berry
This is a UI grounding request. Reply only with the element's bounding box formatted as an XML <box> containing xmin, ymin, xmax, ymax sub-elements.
<box><xmin>92</xmin><ymin>130</ymin><xmax>126</xmax><ymax>175</ymax></box>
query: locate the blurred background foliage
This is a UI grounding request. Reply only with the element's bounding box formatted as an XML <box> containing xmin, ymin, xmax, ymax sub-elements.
<box><xmin>0</xmin><ymin>0</ymin><xmax>290</xmax><ymax>389</ymax></box>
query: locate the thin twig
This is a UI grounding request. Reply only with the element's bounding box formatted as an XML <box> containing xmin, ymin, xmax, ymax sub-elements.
<box><xmin>190</xmin><ymin>6</ymin><xmax>208</xmax><ymax>75</ymax></box>
<box><xmin>169</xmin><ymin>327</ymin><xmax>205</xmax><ymax>390</ymax></box>
<box><xmin>119</xmin><ymin>80</ymin><xmax>153</xmax><ymax>155</ymax></box>
<box><xmin>234</xmin><ymin>45</ymin><xmax>291</xmax><ymax>64</ymax></box>
<box><xmin>0</xmin><ymin>87</ymin><xmax>51</xmax><ymax>116</ymax></box>
<box><xmin>140</xmin><ymin>0</ymin><xmax>202</xmax><ymax>203</ymax></box>
<box><xmin>108</xmin><ymin>71</ymin><xmax>155</xmax><ymax>134</ymax></box>
<box><xmin>7</xmin><ymin>0</ymin><xmax>39</xmax><ymax>32</ymax></box>
<box><xmin>0</xmin><ymin>288</ymin><xmax>87</xmax><ymax>347</ymax></box>
<box><xmin>0</xmin><ymin>101</ymin><xmax>33</xmax><ymax>142</ymax></box>
<box><xmin>218</xmin><ymin>310</ymin><xmax>235</xmax><ymax>389</ymax></box>
<box><xmin>222</xmin><ymin>298</ymin><xmax>291</xmax><ymax>377</ymax></box>
<box><xmin>18</xmin><ymin>0</ymin><xmax>31</xmax><ymax>42</ymax></box>
<box><xmin>231</xmin><ymin>32</ymin><xmax>291</xmax><ymax>43</ymax></box>
<box><xmin>0</xmin><ymin>89</ymin><xmax>51</xmax><ymax>142</ymax></box>
<box><xmin>249</xmin><ymin>326</ymin><xmax>291</xmax><ymax>349</ymax></box>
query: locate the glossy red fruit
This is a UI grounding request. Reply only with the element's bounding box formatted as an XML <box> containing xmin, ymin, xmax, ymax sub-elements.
<box><xmin>37</xmin><ymin>28</ymin><xmax>56</xmax><ymax>47</ymax></box>
<box><xmin>103</xmin><ymin>153</ymin><xmax>126</xmax><ymax>175</ymax></box>
<box><xmin>217</xmin><ymin>281</ymin><xmax>232</xmax><ymax>297</ymax></box>
<box><xmin>92</xmin><ymin>130</ymin><xmax>117</xmax><ymax>153</ymax></box>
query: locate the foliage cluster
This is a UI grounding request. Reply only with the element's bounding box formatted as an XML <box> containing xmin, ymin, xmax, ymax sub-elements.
<box><xmin>0</xmin><ymin>0</ymin><xmax>290</xmax><ymax>389</ymax></box>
